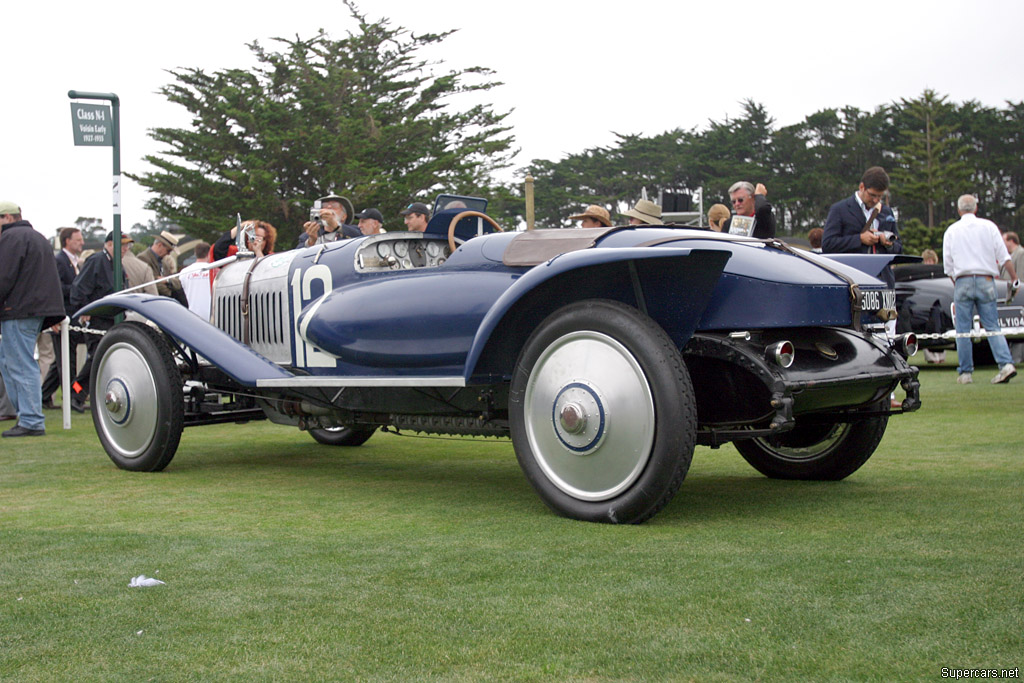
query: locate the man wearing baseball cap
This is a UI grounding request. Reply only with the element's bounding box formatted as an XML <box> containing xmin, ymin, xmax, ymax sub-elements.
<box><xmin>301</xmin><ymin>194</ymin><xmax>361</xmax><ymax>247</ymax></box>
<box><xmin>0</xmin><ymin>201</ymin><xmax>66</xmax><ymax>436</ymax></box>
<box><xmin>355</xmin><ymin>208</ymin><xmax>385</xmax><ymax>235</ymax></box>
<box><xmin>400</xmin><ymin>202</ymin><xmax>431</xmax><ymax>232</ymax></box>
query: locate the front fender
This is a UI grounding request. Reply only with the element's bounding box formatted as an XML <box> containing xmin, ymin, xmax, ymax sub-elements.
<box><xmin>464</xmin><ymin>247</ymin><xmax>731</xmax><ymax>381</ymax></box>
<box><xmin>76</xmin><ymin>293</ymin><xmax>294</xmax><ymax>386</ymax></box>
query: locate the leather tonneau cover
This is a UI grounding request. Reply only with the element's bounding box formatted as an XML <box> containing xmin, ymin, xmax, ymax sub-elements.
<box><xmin>502</xmin><ymin>227</ymin><xmax>631</xmax><ymax>266</ymax></box>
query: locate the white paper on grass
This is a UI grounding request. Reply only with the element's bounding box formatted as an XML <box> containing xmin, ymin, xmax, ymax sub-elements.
<box><xmin>129</xmin><ymin>575</ymin><xmax>166</xmax><ymax>587</ymax></box>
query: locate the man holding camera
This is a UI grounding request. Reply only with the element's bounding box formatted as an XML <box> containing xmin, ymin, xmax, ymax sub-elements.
<box><xmin>300</xmin><ymin>194</ymin><xmax>361</xmax><ymax>248</ymax></box>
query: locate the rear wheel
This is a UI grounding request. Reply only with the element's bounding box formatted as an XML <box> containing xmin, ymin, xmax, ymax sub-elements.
<box><xmin>91</xmin><ymin>322</ymin><xmax>184</xmax><ymax>472</ymax></box>
<box><xmin>509</xmin><ymin>300</ymin><xmax>696</xmax><ymax>524</ymax></box>
<box><xmin>734</xmin><ymin>401</ymin><xmax>888</xmax><ymax>480</ymax></box>
<box><xmin>308</xmin><ymin>426</ymin><xmax>376</xmax><ymax>447</ymax></box>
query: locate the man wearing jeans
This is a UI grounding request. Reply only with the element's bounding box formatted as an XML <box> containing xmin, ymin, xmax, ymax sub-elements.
<box><xmin>0</xmin><ymin>201</ymin><xmax>66</xmax><ymax>436</ymax></box>
<box><xmin>942</xmin><ymin>194</ymin><xmax>1019</xmax><ymax>385</ymax></box>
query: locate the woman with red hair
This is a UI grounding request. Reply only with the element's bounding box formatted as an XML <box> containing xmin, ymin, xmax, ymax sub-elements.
<box><xmin>212</xmin><ymin>220</ymin><xmax>277</xmax><ymax>260</ymax></box>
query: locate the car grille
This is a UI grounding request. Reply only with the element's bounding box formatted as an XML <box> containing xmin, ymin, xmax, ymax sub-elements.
<box><xmin>211</xmin><ymin>257</ymin><xmax>295</xmax><ymax>364</ymax></box>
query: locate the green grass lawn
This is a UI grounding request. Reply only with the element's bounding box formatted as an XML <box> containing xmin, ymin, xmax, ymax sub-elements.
<box><xmin>1</xmin><ymin>358</ymin><xmax>1022</xmax><ymax>681</ymax></box>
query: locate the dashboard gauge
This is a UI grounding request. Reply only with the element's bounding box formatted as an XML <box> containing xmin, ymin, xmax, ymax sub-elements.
<box><xmin>402</xmin><ymin>258</ymin><xmax>413</xmax><ymax>269</ymax></box>
<box><xmin>376</xmin><ymin>242</ymin><xmax>392</xmax><ymax>258</ymax></box>
<box><xmin>393</xmin><ymin>240</ymin><xmax>409</xmax><ymax>258</ymax></box>
<box><xmin>426</xmin><ymin>242</ymin><xmax>441</xmax><ymax>257</ymax></box>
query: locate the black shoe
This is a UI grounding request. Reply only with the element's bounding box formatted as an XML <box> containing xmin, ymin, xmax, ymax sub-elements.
<box><xmin>42</xmin><ymin>398</ymin><xmax>59</xmax><ymax>410</ymax></box>
<box><xmin>2</xmin><ymin>425</ymin><xmax>45</xmax><ymax>437</ymax></box>
<box><xmin>71</xmin><ymin>398</ymin><xmax>87</xmax><ymax>414</ymax></box>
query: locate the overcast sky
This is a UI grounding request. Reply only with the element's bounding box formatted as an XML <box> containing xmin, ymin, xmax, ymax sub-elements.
<box><xmin>5</xmin><ymin>0</ymin><xmax>1023</xmax><ymax>238</ymax></box>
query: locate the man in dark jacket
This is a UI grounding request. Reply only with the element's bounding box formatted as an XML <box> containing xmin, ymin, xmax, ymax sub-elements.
<box><xmin>822</xmin><ymin>166</ymin><xmax>902</xmax><ymax>256</ymax></box>
<box><xmin>69</xmin><ymin>231</ymin><xmax>128</xmax><ymax>407</ymax></box>
<box><xmin>0</xmin><ymin>201</ymin><xmax>66</xmax><ymax>436</ymax></box>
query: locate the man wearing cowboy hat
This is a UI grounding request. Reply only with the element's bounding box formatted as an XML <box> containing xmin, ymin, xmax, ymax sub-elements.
<box><xmin>138</xmin><ymin>230</ymin><xmax>183</xmax><ymax>300</ymax></box>
<box><xmin>568</xmin><ymin>205</ymin><xmax>612</xmax><ymax>228</ymax></box>
<box><xmin>301</xmin><ymin>194</ymin><xmax>361</xmax><ymax>247</ymax></box>
<box><xmin>622</xmin><ymin>199</ymin><xmax>663</xmax><ymax>226</ymax></box>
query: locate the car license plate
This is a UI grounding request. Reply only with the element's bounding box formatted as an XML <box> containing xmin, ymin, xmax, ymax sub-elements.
<box><xmin>998</xmin><ymin>305</ymin><xmax>1024</xmax><ymax>330</ymax></box>
<box><xmin>861</xmin><ymin>289</ymin><xmax>896</xmax><ymax>312</ymax></box>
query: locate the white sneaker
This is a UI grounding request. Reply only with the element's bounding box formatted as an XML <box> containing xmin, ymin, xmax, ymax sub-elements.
<box><xmin>991</xmin><ymin>364</ymin><xmax>1017</xmax><ymax>384</ymax></box>
<box><xmin>957</xmin><ymin>373</ymin><xmax>973</xmax><ymax>384</ymax></box>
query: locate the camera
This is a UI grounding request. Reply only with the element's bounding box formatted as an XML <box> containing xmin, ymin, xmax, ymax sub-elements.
<box><xmin>310</xmin><ymin>199</ymin><xmax>324</xmax><ymax>228</ymax></box>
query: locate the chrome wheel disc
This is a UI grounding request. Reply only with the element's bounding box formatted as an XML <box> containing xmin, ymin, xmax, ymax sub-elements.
<box><xmin>523</xmin><ymin>331</ymin><xmax>655</xmax><ymax>501</ymax></box>
<box><xmin>94</xmin><ymin>342</ymin><xmax>160</xmax><ymax>459</ymax></box>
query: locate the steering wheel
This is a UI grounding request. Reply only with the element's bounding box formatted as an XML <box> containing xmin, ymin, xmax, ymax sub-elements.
<box><xmin>447</xmin><ymin>211</ymin><xmax>503</xmax><ymax>253</ymax></box>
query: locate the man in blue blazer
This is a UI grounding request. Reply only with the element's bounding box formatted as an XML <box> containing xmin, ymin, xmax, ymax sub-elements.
<box><xmin>822</xmin><ymin>167</ymin><xmax>901</xmax><ymax>255</ymax></box>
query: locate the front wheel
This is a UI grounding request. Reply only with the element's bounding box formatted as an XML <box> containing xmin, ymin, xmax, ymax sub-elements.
<box><xmin>734</xmin><ymin>401</ymin><xmax>889</xmax><ymax>480</ymax></box>
<box><xmin>308</xmin><ymin>426</ymin><xmax>376</xmax><ymax>447</ymax></box>
<box><xmin>509</xmin><ymin>300</ymin><xmax>697</xmax><ymax>524</ymax></box>
<box><xmin>91</xmin><ymin>322</ymin><xmax>184</xmax><ymax>472</ymax></box>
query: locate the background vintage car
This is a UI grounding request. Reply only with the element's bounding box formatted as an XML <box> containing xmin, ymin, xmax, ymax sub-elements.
<box><xmin>894</xmin><ymin>263</ymin><xmax>1024</xmax><ymax>364</ymax></box>
<box><xmin>77</xmin><ymin>195</ymin><xmax>920</xmax><ymax>524</ymax></box>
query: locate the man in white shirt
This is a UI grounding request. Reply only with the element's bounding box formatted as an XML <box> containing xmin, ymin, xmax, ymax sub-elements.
<box><xmin>942</xmin><ymin>195</ymin><xmax>1019</xmax><ymax>384</ymax></box>
<box><xmin>179</xmin><ymin>242</ymin><xmax>213</xmax><ymax>321</ymax></box>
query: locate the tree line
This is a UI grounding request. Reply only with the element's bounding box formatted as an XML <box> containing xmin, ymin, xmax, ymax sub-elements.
<box><xmin>523</xmin><ymin>93</ymin><xmax>1024</xmax><ymax>255</ymax></box>
<box><xmin>132</xmin><ymin>3</ymin><xmax>1024</xmax><ymax>257</ymax></box>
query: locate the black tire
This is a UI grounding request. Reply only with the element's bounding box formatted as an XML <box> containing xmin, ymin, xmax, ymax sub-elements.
<box><xmin>309</xmin><ymin>426</ymin><xmax>376</xmax><ymax>447</ymax></box>
<box><xmin>90</xmin><ymin>322</ymin><xmax>184</xmax><ymax>472</ymax></box>
<box><xmin>734</xmin><ymin>400</ymin><xmax>888</xmax><ymax>480</ymax></box>
<box><xmin>509</xmin><ymin>299</ymin><xmax>697</xmax><ymax>524</ymax></box>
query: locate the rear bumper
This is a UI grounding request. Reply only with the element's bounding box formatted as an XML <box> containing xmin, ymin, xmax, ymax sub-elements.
<box><xmin>684</xmin><ymin>328</ymin><xmax>919</xmax><ymax>446</ymax></box>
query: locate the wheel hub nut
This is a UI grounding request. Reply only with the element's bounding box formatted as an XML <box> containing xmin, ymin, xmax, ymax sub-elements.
<box><xmin>105</xmin><ymin>390</ymin><xmax>123</xmax><ymax>414</ymax></box>
<box><xmin>559</xmin><ymin>402</ymin><xmax>586</xmax><ymax>434</ymax></box>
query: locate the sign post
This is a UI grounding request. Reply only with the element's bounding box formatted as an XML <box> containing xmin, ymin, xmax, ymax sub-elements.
<box><xmin>68</xmin><ymin>90</ymin><xmax>122</xmax><ymax>292</ymax></box>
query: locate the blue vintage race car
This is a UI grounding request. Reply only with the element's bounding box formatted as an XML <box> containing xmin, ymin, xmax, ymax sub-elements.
<box><xmin>79</xmin><ymin>195</ymin><xmax>920</xmax><ymax>524</ymax></box>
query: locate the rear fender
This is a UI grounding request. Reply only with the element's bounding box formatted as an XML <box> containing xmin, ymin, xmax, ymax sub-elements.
<box><xmin>465</xmin><ymin>247</ymin><xmax>731</xmax><ymax>381</ymax></box>
<box><xmin>824</xmin><ymin>253</ymin><xmax>919</xmax><ymax>280</ymax></box>
<box><xmin>76</xmin><ymin>293</ymin><xmax>294</xmax><ymax>386</ymax></box>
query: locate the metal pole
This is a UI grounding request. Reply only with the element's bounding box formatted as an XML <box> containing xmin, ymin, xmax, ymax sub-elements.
<box><xmin>60</xmin><ymin>317</ymin><xmax>70</xmax><ymax>430</ymax></box>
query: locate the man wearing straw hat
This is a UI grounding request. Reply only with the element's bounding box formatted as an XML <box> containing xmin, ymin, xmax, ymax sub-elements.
<box><xmin>568</xmin><ymin>205</ymin><xmax>612</xmax><ymax>228</ymax></box>
<box><xmin>622</xmin><ymin>199</ymin><xmax>663</xmax><ymax>226</ymax></box>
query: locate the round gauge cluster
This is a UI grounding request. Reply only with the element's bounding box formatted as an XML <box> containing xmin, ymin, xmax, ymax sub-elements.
<box><xmin>363</xmin><ymin>238</ymin><xmax>451</xmax><ymax>270</ymax></box>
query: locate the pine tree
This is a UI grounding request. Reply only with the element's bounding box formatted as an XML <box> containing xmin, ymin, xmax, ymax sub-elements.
<box><xmin>133</xmin><ymin>1</ymin><xmax>514</xmax><ymax>243</ymax></box>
